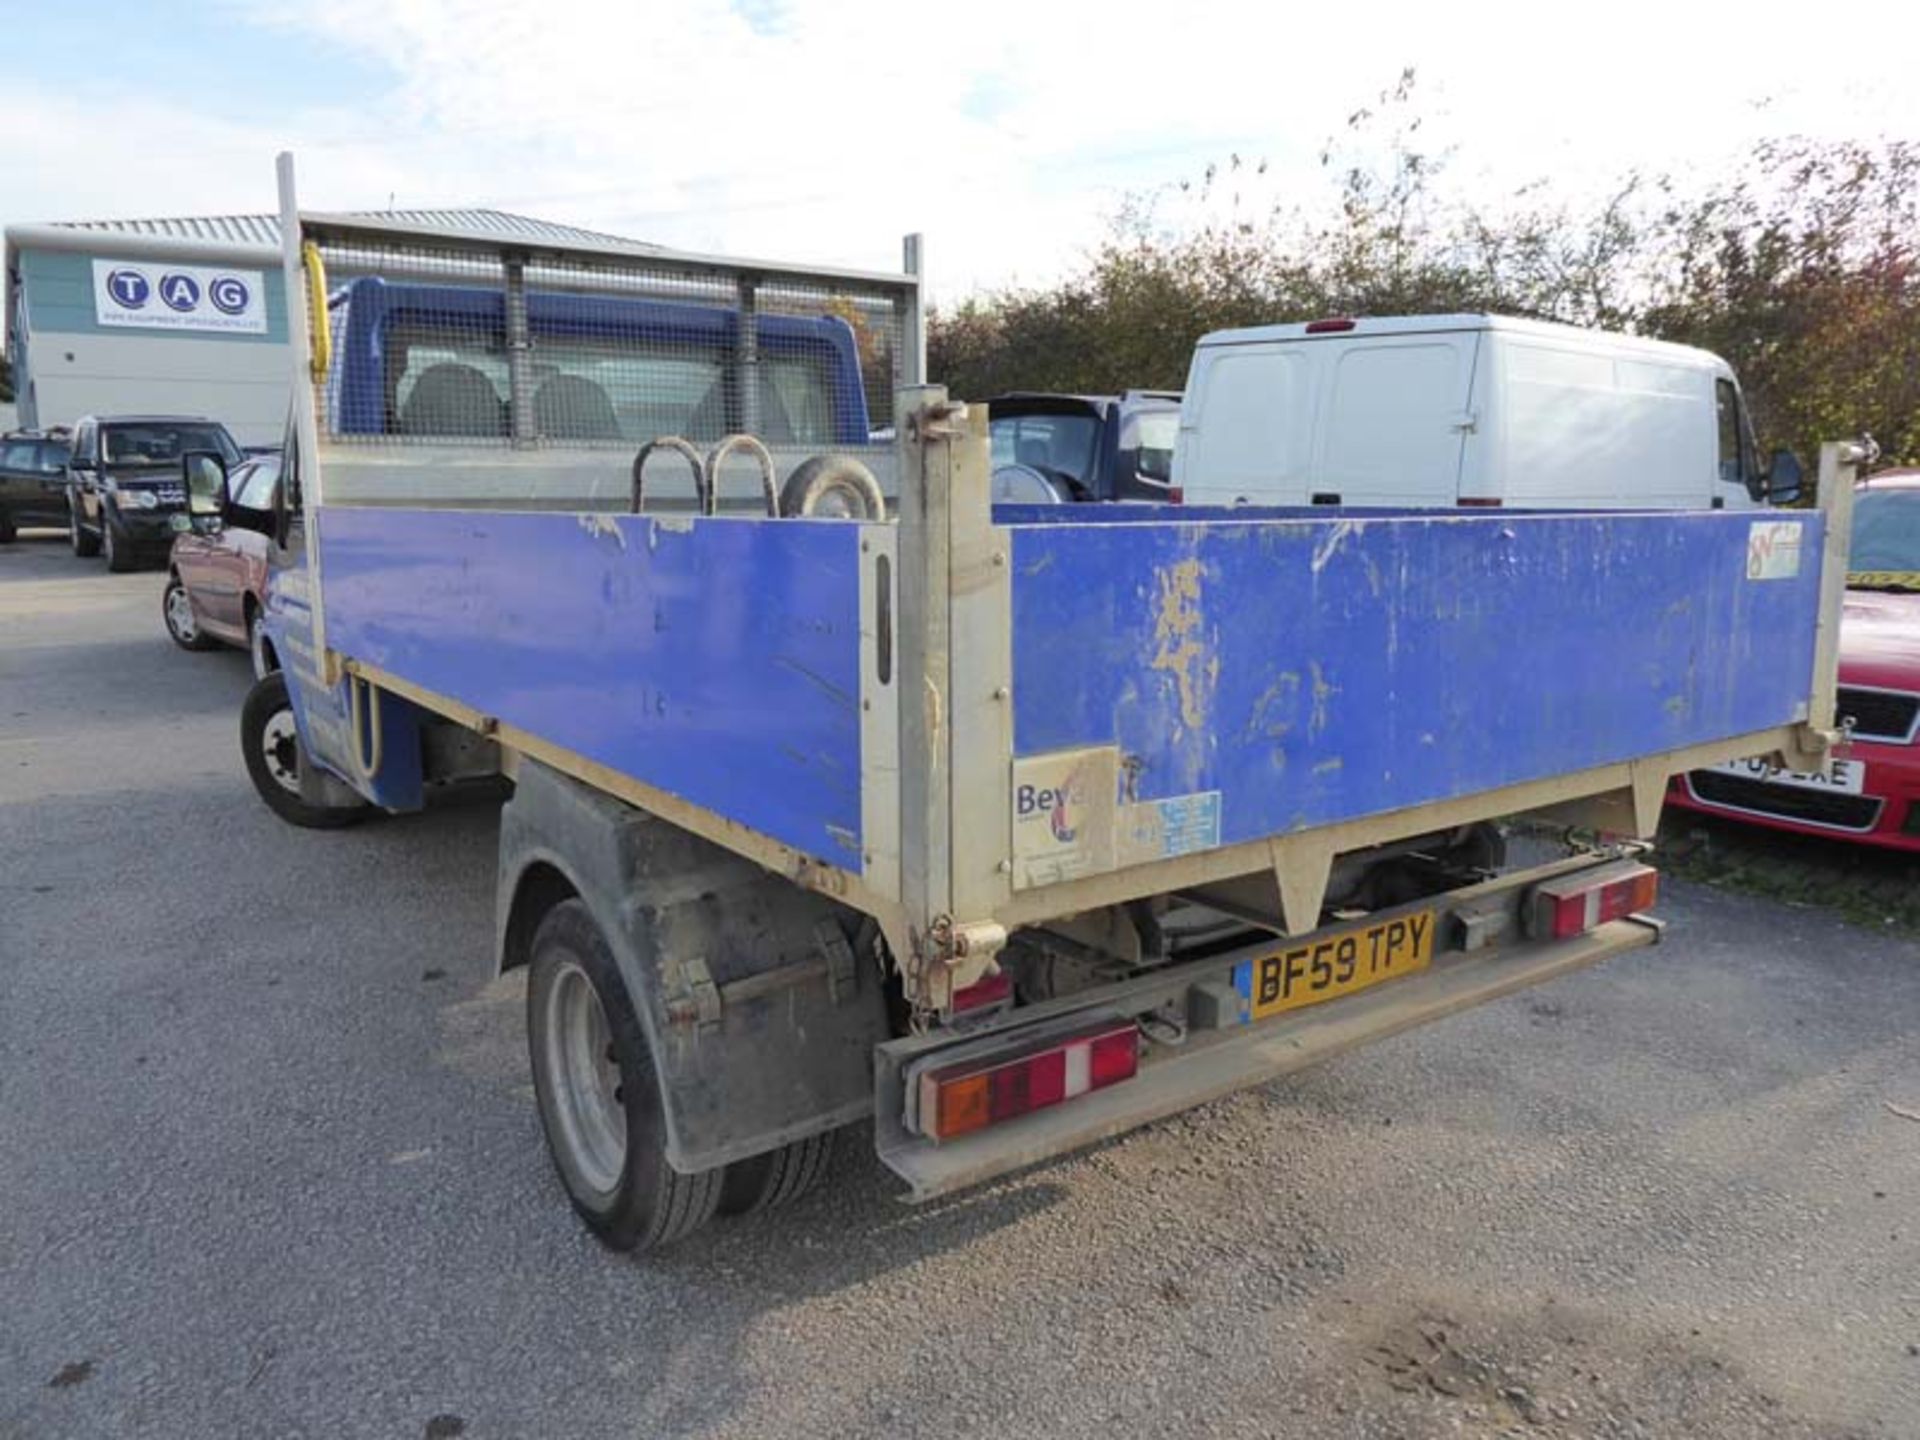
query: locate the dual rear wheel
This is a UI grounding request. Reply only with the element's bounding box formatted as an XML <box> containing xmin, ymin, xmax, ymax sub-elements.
<box><xmin>526</xmin><ymin>899</ymin><xmax>835</xmax><ymax>1251</ymax></box>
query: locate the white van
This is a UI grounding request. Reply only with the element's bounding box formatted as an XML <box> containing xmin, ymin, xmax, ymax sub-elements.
<box><xmin>1172</xmin><ymin>313</ymin><xmax>1801</xmax><ymax>510</ymax></box>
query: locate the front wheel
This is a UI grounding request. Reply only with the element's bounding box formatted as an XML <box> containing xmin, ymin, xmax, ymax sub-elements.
<box><xmin>69</xmin><ymin>501</ymin><xmax>99</xmax><ymax>558</ymax></box>
<box><xmin>163</xmin><ymin>576</ymin><xmax>217</xmax><ymax>651</ymax></box>
<box><xmin>240</xmin><ymin>671</ymin><xmax>367</xmax><ymax>828</ymax></box>
<box><xmin>248</xmin><ymin>611</ymin><xmax>276</xmax><ymax>678</ymax></box>
<box><xmin>102</xmin><ymin>517</ymin><xmax>135</xmax><ymax>572</ymax></box>
<box><xmin>528</xmin><ymin>899</ymin><xmax>722</xmax><ymax>1251</ymax></box>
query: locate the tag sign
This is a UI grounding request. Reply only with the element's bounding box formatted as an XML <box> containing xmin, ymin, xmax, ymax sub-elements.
<box><xmin>92</xmin><ymin>259</ymin><xmax>267</xmax><ymax>334</ymax></box>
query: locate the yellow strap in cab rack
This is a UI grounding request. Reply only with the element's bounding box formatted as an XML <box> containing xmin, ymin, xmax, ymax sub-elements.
<box><xmin>302</xmin><ymin>241</ymin><xmax>331</xmax><ymax>381</ymax></box>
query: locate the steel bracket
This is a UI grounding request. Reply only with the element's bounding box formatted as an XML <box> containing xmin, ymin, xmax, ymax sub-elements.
<box><xmin>664</xmin><ymin>955</ymin><xmax>723</xmax><ymax>1031</ymax></box>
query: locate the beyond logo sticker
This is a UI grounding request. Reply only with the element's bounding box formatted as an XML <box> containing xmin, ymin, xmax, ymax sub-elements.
<box><xmin>1010</xmin><ymin>747</ymin><xmax>1119</xmax><ymax>889</ymax></box>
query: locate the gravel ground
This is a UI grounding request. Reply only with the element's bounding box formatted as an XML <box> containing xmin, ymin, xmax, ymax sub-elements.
<box><xmin>3</xmin><ymin>532</ymin><xmax>1918</xmax><ymax>1440</ymax></box>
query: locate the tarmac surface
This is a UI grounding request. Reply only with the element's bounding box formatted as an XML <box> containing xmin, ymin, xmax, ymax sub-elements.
<box><xmin>4</xmin><ymin>532</ymin><xmax>1917</xmax><ymax>1439</ymax></box>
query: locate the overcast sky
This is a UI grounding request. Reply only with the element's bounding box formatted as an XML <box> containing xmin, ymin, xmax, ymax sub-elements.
<box><xmin>7</xmin><ymin>0</ymin><xmax>1920</xmax><ymax>300</ymax></box>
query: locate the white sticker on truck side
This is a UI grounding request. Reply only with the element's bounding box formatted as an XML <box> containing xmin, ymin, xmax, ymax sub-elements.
<box><xmin>1747</xmin><ymin>520</ymin><xmax>1804</xmax><ymax>580</ymax></box>
<box><xmin>1117</xmin><ymin>791</ymin><xmax>1224</xmax><ymax>867</ymax></box>
<box><xmin>1010</xmin><ymin>747</ymin><xmax>1118</xmax><ymax>889</ymax></box>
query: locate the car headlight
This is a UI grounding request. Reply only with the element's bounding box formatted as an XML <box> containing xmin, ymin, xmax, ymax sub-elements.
<box><xmin>114</xmin><ymin>488</ymin><xmax>160</xmax><ymax>510</ymax></box>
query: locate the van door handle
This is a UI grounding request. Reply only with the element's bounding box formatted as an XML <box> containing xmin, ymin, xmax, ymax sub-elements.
<box><xmin>1450</xmin><ymin>411</ymin><xmax>1479</xmax><ymax>434</ymax></box>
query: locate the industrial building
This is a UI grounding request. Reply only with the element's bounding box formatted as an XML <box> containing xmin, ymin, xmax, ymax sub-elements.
<box><xmin>4</xmin><ymin>210</ymin><xmax>647</xmax><ymax>446</ymax></box>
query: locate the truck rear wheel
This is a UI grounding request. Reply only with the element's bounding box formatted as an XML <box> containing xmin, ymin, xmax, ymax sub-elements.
<box><xmin>717</xmin><ymin>1131</ymin><xmax>836</xmax><ymax>1217</ymax></box>
<box><xmin>528</xmin><ymin>899</ymin><xmax>722</xmax><ymax>1251</ymax></box>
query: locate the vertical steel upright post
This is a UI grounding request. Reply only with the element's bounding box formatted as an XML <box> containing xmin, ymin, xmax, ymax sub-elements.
<box><xmin>901</xmin><ymin>234</ymin><xmax>927</xmax><ymax>388</ymax></box>
<box><xmin>1808</xmin><ymin>441</ymin><xmax>1862</xmax><ymax>736</ymax></box>
<box><xmin>735</xmin><ymin>276</ymin><xmax>762</xmax><ymax>438</ymax></box>
<box><xmin>275</xmin><ymin>151</ymin><xmax>332</xmax><ymax>681</ymax></box>
<box><xmin>504</xmin><ymin>253</ymin><xmax>534</xmax><ymax>446</ymax></box>
<box><xmin>890</xmin><ymin>385</ymin><xmax>1009</xmax><ymax>1010</ymax></box>
<box><xmin>893</xmin><ymin>385</ymin><xmax>953</xmax><ymax>1000</ymax></box>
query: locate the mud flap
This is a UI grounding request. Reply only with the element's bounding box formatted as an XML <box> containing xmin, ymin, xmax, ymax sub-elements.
<box><xmin>498</xmin><ymin>760</ymin><xmax>891</xmax><ymax>1172</ymax></box>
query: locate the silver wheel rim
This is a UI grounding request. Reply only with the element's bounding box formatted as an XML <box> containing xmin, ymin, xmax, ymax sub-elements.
<box><xmin>103</xmin><ymin>524</ymin><xmax>115</xmax><ymax>565</ymax></box>
<box><xmin>260</xmin><ymin>709</ymin><xmax>301</xmax><ymax>795</ymax></box>
<box><xmin>250</xmin><ymin>620</ymin><xmax>271</xmax><ymax>679</ymax></box>
<box><xmin>166</xmin><ymin>584</ymin><xmax>198</xmax><ymax>643</ymax></box>
<box><xmin>543</xmin><ymin>958</ymin><xmax>627</xmax><ymax>1196</ymax></box>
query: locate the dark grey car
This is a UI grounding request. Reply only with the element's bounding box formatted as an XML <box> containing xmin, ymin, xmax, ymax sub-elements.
<box><xmin>65</xmin><ymin>415</ymin><xmax>243</xmax><ymax>571</ymax></box>
<box><xmin>0</xmin><ymin>430</ymin><xmax>73</xmax><ymax>541</ymax></box>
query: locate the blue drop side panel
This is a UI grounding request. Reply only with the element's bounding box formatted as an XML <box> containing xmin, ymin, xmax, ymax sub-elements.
<box><xmin>1011</xmin><ymin>511</ymin><xmax>1825</xmax><ymax>845</ymax></box>
<box><xmin>316</xmin><ymin>508</ymin><xmax>863</xmax><ymax>865</ymax></box>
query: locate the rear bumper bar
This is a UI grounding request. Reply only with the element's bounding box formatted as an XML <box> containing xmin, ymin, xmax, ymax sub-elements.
<box><xmin>876</xmin><ymin>912</ymin><xmax>1658</xmax><ymax>1201</ymax></box>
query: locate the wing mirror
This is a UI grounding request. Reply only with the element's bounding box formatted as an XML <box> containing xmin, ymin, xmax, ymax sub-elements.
<box><xmin>1765</xmin><ymin>448</ymin><xmax>1804</xmax><ymax>506</ymax></box>
<box><xmin>183</xmin><ymin>451</ymin><xmax>229</xmax><ymax>519</ymax></box>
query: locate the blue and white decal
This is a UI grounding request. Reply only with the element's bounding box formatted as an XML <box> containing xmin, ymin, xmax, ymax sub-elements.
<box><xmin>92</xmin><ymin>259</ymin><xmax>266</xmax><ymax>334</ymax></box>
<box><xmin>104</xmin><ymin>268</ymin><xmax>150</xmax><ymax>309</ymax></box>
<box><xmin>158</xmin><ymin>273</ymin><xmax>201</xmax><ymax>312</ymax></box>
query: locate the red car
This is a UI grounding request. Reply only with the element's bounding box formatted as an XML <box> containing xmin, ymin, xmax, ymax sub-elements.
<box><xmin>161</xmin><ymin>452</ymin><xmax>283</xmax><ymax>678</ymax></box>
<box><xmin>1670</xmin><ymin>472</ymin><xmax>1920</xmax><ymax>849</ymax></box>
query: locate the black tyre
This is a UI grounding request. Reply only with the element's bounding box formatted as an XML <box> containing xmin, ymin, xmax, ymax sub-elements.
<box><xmin>528</xmin><ymin>899</ymin><xmax>723</xmax><ymax>1251</ymax></box>
<box><xmin>102</xmin><ymin>516</ymin><xmax>136</xmax><ymax>572</ymax></box>
<box><xmin>240</xmin><ymin>671</ymin><xmax>367</xmax><ymax>829</ymax></box>
<box><xmin>778</xmin><ymin>455</ymin><xmax>886</xmax><ymax>519</ymax></box>
<box><xmin>0</xmin><ymin>515</ymin><xmax>16</xmax><ymax>544</ymax></box>
<box><xmin>69</xmin><ymin>500</ymin><xmax>99</xmax><ymax>558</ymax></box>
<box><xmin>163</xmin><ymin>575</ymin><xmax>218</xmax><ymax>652</ymax></box>
<box><xmin>717</xmin><ymin>1130</ymin><xmax>836</xmax><ymax>1217</ymax></box>
<box><xmin>247</xmin><ymin>609</ymin><xmax>277</xmax><ymax>678</ymax></box>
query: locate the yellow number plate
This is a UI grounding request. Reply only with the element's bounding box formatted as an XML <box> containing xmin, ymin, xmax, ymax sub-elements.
<box><xmin>1240</xmin><ymin>910</ymin><xmax>1436</xmax><ymax>1021</ymax></box>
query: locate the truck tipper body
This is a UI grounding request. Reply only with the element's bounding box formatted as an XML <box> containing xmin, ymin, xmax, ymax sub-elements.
<box><xmin>223</xmin><ymin>160</ymin><xmax>1857</xmax><ymax>1251</ymax></box>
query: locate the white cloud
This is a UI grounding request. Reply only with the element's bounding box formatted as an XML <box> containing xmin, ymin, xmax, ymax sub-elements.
<box><xmin>6</xmin><ymin>0</ymin><xmax>1920</xmax><ymax>304</ymax></box>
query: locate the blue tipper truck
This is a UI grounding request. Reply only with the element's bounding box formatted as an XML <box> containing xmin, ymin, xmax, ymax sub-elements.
<box><xmin>219</xmin><ymin>159</ymin><xmax>1857</xmax><ymax>1252</ymax></box>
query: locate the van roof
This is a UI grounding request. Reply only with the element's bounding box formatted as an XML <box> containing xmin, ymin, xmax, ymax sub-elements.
<box><xmin>1194</xmin><ymin>312</ymin><xmax>1725</xmax><ymax>367</ymax></box>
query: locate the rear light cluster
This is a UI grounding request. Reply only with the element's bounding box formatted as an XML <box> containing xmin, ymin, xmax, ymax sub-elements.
<box><xmin>917</xmin><ymin>1020</ymin><xmax>1139</xmax><ymax>1141</ymax></box>
<box><xmin>1532</xmin><ymin>864</ymin><xmax>1659</xmax><ymax>939</ymax></box>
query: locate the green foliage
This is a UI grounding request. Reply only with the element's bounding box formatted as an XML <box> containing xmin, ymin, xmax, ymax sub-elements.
<box><xmin>929</xmin><ymin>77</ymin><xmax>1919</xmax><ymax>469</ymax></box>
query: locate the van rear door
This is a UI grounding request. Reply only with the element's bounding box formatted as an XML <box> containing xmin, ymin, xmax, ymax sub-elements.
<box><xmin>1312</xmin><ymin>333</ymin><xmax>1480</xmax><ymax>506</ymax></box>
<box><xmin>1175</xmin><ymin>345</ymin><xmax>1315</xmax><ymax>506</ymax></box>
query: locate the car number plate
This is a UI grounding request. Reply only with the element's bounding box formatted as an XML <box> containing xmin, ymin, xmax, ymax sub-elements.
<box><xmin>1712</xmin><ymin>755</ymin><xmax>1863</xmax><ymax>794</ymax></box>
<box><xmin>1236</xmin><ymin>910</ymin><xmax>1436</xmax><ymax>1022</ymax></box>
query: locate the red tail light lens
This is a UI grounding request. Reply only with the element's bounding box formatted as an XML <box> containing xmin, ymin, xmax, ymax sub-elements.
<box><xmin>1458</xmin><ymin>496</ymin><xmax>1503</xmax><ymax>507</ymax></box>
<box><xmin>1305</xmin><ymin>316</ymin><xmax>1357</xmax><ymax>333</ymax></box>
<box><xmin>951</xmin><ymin>971</ymin><xmax>1013</xmax><ymax>1013</ymax></box>
<box><xmin>1532</xmin><ymin>864</ymin><xmax>1659</xmax><ymax>940</ymax></box>
<box><xmin>918</xmin><ymin>1020</ymin><xmax>1140</xmax><ymax>1141</ymax></box>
